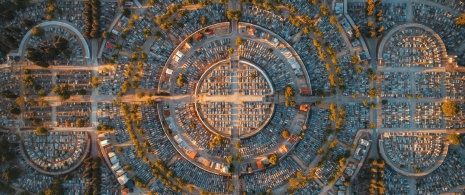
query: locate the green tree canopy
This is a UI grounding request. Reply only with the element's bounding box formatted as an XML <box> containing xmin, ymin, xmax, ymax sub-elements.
<box><xmin>53</xmin><ymin>84</ymin><xmax>71</xmax><ymax>100</ymax></box>
<box><xmin>284</xmin><ymin>85</ymin><xmax>295</xmax><ymax>99</ymax></box>
<box><xmin>177</xmin><ymin>74</ymin><xmax>187</xmax><ymax>87</ymax></box>
<box><xmin>9</xmin><ymin>107</ymin><xmax>20</xmax><ymax>115</ymax></box>
<box><xmin>281</xmin><ymin>129</ymin><xmax>290</xmax><ymax>139</ymax></box>
<box><xmin>268</xmin><ymin>154</ymin><xmax>278</xmax><ymax>165</ymax></box>
<box><xmin>76</xmin><ymin>118</ymin><xmax>85</xmax><ymax>127</ymax></box>
<box><xmin>36</xmin><ymin>126</ymin><xmax>48</xmax><ymax>135</ymax></box>
<box><xmin>91</xmin><ymin>76</ymin><xmax>99</xmax><ymax>88</ymax></box>
<box><xmin>456</xmin><ymin>13</ymin><xmax>465</xmax><ymax>26</ymax></box>
<box><xmin>2</xmin><ymin>168</ymin><xmax>20</xmax><ymax>181</ymax></box>
<box><xmin>31</xmin><ymin>27</ymin><xmax>45</xmax><ymax>36</ymax></box>
<box><xmin>442</xmin><ymin>101</ymin><xmax>460</xmax><ymax>117</ymax></box>
<box><xmin>447</xmin><ymin>134</ymin><xmax>462</xmax><ymax>145</ymax></box>
<box><xmin>235</xmin><ymin>37</ymin><xmax>243</xmax><ymax>46</ymax></box>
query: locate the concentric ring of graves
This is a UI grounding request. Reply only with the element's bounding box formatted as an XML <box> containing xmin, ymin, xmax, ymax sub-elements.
<box><xmin>157</xmin><ymin>22</ymin><xmax>314</xmax><ymax>175</ymax></box>
<box><xmin>379</xmin><ymin>132</ymin><xmax>449</xmax><ymax>177</ymax></box>
<box><xmin>378</xmin><ymin>23</ymin><xmax>448</xmax><ymax>68</ymax></box>
<box><xmin>19</xmin><ymin>21</ymin><xmax>91</xmax><ymax>66</ymax></box>
<box><xmin>195</xmin><ymin>59</ymin><xmax>275</xmax><ymax>138</ymax></box>
<box><xmin>19</xmin><ymin>131</ymin><xmax>91</xmax><ymax>175</ymax></box>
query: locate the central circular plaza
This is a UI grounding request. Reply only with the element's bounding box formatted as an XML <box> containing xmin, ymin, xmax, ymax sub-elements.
<box><xmin>157</xmin><ymin>22</ymin><xmax>313</xmax><ymax>176</ymax></box>
<box><xmin>195</xmin><ymin>59</ymin><xmax>275</xmax><ymax>138</ymax></box>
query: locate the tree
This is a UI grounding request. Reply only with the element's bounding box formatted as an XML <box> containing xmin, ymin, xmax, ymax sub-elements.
<box><xmin>2</xmin><ymin>168</ymin><xmax>20</xmax><ymax>181</ymax></box>
<box><xmin>284</xmin><ymin>85</ymin><xmax>295</xmax><ymax>99</ymax></box>
<box><xmin>22</xmin><ymin>19</ymin><xmax>34</xmax><ymax>27</ymax></box>
<box><xmin>366</xmin><ymin>0</ymin><xmax>374</xmax><ymax>16</ymax></box>
<box><xmin>442</xmin><ymin>101</ymin><xmax>460</xmax><ymax>117</ymax></box>
<box><xmin>320</xmin><ymin>5</ymin><xmax>329</xmax><ymax>16</ymax></box>
<box><xmin>31</xmin><ymin>27</ymin><xmax>45</xmax><ymax>36</ymax></box>
<box><xmin>448</xmin><ymin>133</ymin><xmax>462</xmax><ymax>145</ymax></box>
<box><xmin>102</xmin><ymin>31</ymin><xmax>109</xmax><ymax>39</ymax></box>
<box><xmin>9</xmin><ymin>107</ymin><xmax>20</xmax><ymax>115</ymax></box>
<box><xmin>236</xmin><ymin>153</ymin><xmax>242</xmax><ymax>162</ymax></box>
<box><xmin>351</xmin><ymin>54</ymin><xmax>360</xmax><ymax>65</ymax></box>
<box><xmin>382</xmin><ymin>99</ymin><xmax>388</xmax><ymax>105</ymax></box>
<box><xmin>15</xmin><ymin>97</ymin><xmax>25</xmax><ymax>106</ymax></box>
<box><xmin>268</xmin><ymin>154</ymin><xmax>278</xmax><ymax>165</ymax></box>
<box><xmin>76</xmin><ymin>118</ymin><xmax>85</xmax><ymax>127</ymax></box>
<box><xmin>177</xmin><ymin>74</ymin><xmax>187</xmax><ymax>87</ymax></box>
<box><xmin>330</xmin><ymin>15</ymin><xmax>338</xmax><ymax>25</ymax></box>
<box><xmin>187</xmin><ymin>185</ymin><xmax>195</xmax><ymax>193</ymax></box>
<box><xmin>288</xmin><ymin>178</ymin><xmax>298</xmax><ymax>189</ymax></box>
<box><xmin>122</xmin><ymin>28</ymin><xmax>130</xmax><ymax>36</ymax></box>
<box><xmin>368</xmin><ymin>88</ymin><xmax>377</xmax><ymax>98</ymax></box>
<box><xmin>121</xmin><ymin>81</ymin><xmax>130</xmax><ymax>93</ymax></box>
<box><xmin>115</xmin><ymin>147</ymin><xmax>123</xmax><ymax>153</ymax></box>
<box><xmin>132</xmin><ymin>13</ymin><xmax>140</xmax><ymax>20</ymax></box>
<box><xmin>235</xmin><ymin>142</ymin><xmax>241</xmax><ymax>150</ymax></box>
<box><xmin>329</xmin><ymin>74</ymin><xmax>337</xmax><ymax>87</ymax></box>
<box><xmin>0</xmin><ymin>138</ymin><xmax>14</xmax><ymax>163</ymax></box>
<box><xmin>98</xmin><ymin>124</ymin><xmax>113</xmax><ymax>131</ymax></box>
<box><xmin>91</xmin><ymin>76</ymin><xmax>99</xmax><ymax>88</ymax></box>
<box><xmin>235</xmin><ymin>37</ymin><xmax>243</xmax><ymax>46</ymax></box>
<box><xmin>339</xmin><ymin>157</ymin><xmax>346</xmax><ymax>167</ymax></box>
<box><xmin>128</xmin><ymin>19</ymin><xmax>136</xmax><ymax>28</ymax></box>
<box><xmin>43</xmin><ymin>178</ymin><xmax>63</xmax><ymax>195</ymax></box>
<box><xmin>456</xmin><ymin>13</ymin><xmax>465</xmax><ymax>26</ymax></box>
<box><xmin>228</xmin><ymin>47</ymin><xmax>234</xmax><ymax>54</ymax></box>
<box><xmin>22</xmin><ymin>75</ymin><xmax>35</xmax><ymax>86</ymax></box>
<box><xmin>54</xmin><ymin>37</ymin><xmax>68</xmax><ymax>50</ymax></box>
<box><xmin>367</xmin><ymin>31</ymin><xmax>376</xmax><ymax>38</ymax></box>
<box><xmin>226</xmin><ymin>155</ymin><xmax>233</xmax><ymax>164</ymax></box>
<box><xmin>136</xmin><ymin>92</ymin><xmax>145</xmax><ymax>99</ymax></box>
<box><xmin>200</xmin><ymin>16</ymin><xmax>208</xmax><ymax>25</ymax></box>
<box><xmin>249</xmin><ymin>73</ymin><xmax>258</xmax><ymax>80</ymax></box>
<box><xmin>282</xmin><ymin>129</ymin><xmax>290</xmax><ymax>139</ymax></box>
<box><xmin>53</xmin><ymin>84</ymin><xmax>71</xmax><ymax>100</ymax></box>
<box><xmin>38</xmin><ymin>89</ymin><xmax>46</xmax><ymax>97</ymax></box>
<box><xmin>4</xmin><ymin>90</ymin><xmax>20</xmax><ymax>99</ymax></box>
<box><xmin>228</xmin><ymin>184</ymin><xmax>234</xmax><ymax>192</ymax></box>
<box><xmin>303</xmin><ymin>26</ymin><xmax>310</xmax><ymax>34</ymax></box>
<box><xmin>226</xmin><ymin>10</ymin><xmax>241</xmax><ymax>20</ymax></box>
<box><xmin>296</xmin><ymin>171</ymin><xmax>304</xmax><ymax>179</ymax></box>
<box><xmin>166</xmin><ymin>128</ymin><xmax>172</xmax><ymax>136</ymax></box>
<box><xmin>377</xmin><ymin>25</ymin><xmax>385</xmax><ymax>33</ymax></box>
<box><xmin>329</xmin><ymin>139</ymin><xmax>338</xmax><ymax>149</ymax></box>
<box><xmin>36</xmin><ymin>126</ymin><xmax>48</xmax><ymax>135</ymax></box>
